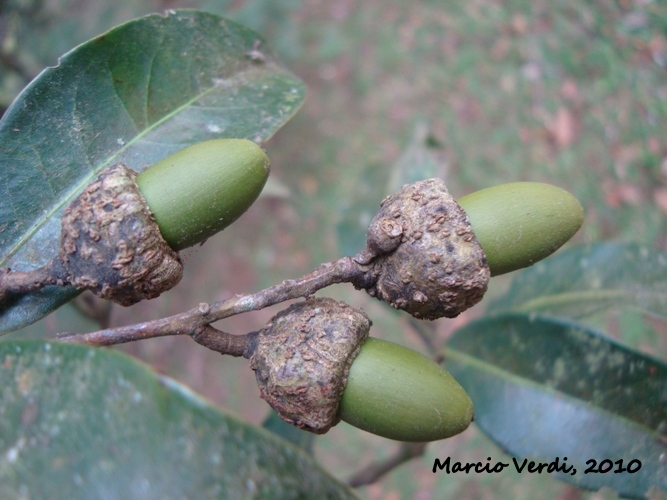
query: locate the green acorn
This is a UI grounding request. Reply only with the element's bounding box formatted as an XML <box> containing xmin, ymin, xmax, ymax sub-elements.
<box><xmin>137</xmin><ymin>139</ymin><xmax>270</xmax><ymax>251</ymax></box>
<box><xmin>59</xmin><ymin>139</ymin><xmax>269</xmax><ymax>305</ymax></box>
<box><xmin>250</xmin><ymin>298</ymin><xmax>473</xmax><ymax>442</ymax></box>
<box><xmin>338</xmin><ymin>337</ymin><xmax>473</xmax><ymax>442</ymax></box>
<box><xmin>458</xmin><ymin>182</ymin><xmax>584</xmax><ymax>276</ymax></box>
<box><xmin>359</xmin><ymin>179</ymin><xmax>583</xmax><ymax>319</ymax></box>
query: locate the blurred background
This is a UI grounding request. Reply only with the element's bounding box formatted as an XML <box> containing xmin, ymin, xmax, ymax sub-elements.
<box><xmin>2</xmin><ymin>0</ymin><xmax>666</xmax><ymax>498</ymax></box>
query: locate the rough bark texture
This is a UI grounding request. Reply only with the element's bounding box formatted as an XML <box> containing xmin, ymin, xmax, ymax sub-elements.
<box><xmin>59</xmin><ymin>164</ymin><xmax>183</xmax><ymax>306</ymax></box>
<box><xmin>250</xmin><ymin>298</ymin><xmax>371</xmax><ymax>434</ymax></box>
<box><xmin>362</xmin><ymin>178</ymin><xmax>490</xmax><ymax>320</ymax></box>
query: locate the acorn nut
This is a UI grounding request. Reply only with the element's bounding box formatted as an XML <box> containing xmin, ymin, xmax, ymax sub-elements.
<box><xmin>59</xmin><ymin>139</ymin><xmax>269</xmax><ymax>305</ymax></box>
<box><xmin>137</xmin><ymin>139</ymin><xmax>270</xmax><ymax>251</ymax></box>
<box><xmin>338</xmin><ymin>338</ymin><xmax>474</xmax><ymax>442</ymax></box>
<box><xmin>457</xmin><ymin>182</ymin><xmax>584</xmax><ymax>276</ymax></box>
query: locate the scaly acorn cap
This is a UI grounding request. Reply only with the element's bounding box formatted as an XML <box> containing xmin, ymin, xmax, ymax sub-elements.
<box><xmin>361</xmin><ymin>178</ymin><xmax>490</xmax><ymax>320</ymax></box>
<box><xmin>338</xmin><ymin>337</ymin><xmax>474</xmax><ymax>442</ymax></box>
<box><xmin>458</xmin><ymin>182</ymin><xmax>584</xmax><ymax>276</ymax></box>
<box><xmin>249</xmin><ymin>298</ymin><xmax>371</xmax><ymax>434</ymax></box>
<box><xmin>137</xmin><ymin>139</ymin><xmax>270</xmax><ymax>251</ymax></box>
<box><xmin>59</xmin><ymin>164</ymin><xmax>183</xmax><ymax>306</ymax></box>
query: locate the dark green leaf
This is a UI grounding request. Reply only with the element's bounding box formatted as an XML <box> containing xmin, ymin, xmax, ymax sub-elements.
<box><xmin>446</xmin><ymin>314</ymin><xmax>667</xmax><ymax>498</ymax></box>
<box><xmin>488</xmin><ymin>243</ymin><xmax>667</xmax><ymax>320</ymax></box>
<box><xmin>0</xmin><ymin>340</ymin><xmax>353</xmax><ymax>498</ymax></box>
<box><xmin>0</xmin><ymin>10</ymin><xmax>305</xmax><ymax>333</ymax></box>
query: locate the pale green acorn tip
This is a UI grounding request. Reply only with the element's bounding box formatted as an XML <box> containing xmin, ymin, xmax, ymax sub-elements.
<box><xmin>458</xmin><ymin>182</ymin><xmax>584</xmax><ymax>276</ymax></box>
<box><xmin>137</xmin><ymin>139</ymin><xmax>270</xmax><ymax>251</ymax></box>
<box><xmin>338</xmin><ymin>338</ymin><xmax>474</xmax><ymax>442</ymax></box>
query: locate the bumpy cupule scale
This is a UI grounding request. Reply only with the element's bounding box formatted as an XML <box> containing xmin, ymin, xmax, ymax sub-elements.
<box><xmin>59</xmin><ymin>164</ymin><xmax>183</xmax><ymax>306</ymax></box>
<box><xmin>360</xmin><ymin>178</ymin><xmax>490</xmax><ymax>320</ymax></box>
<box><xmin>249</xmin><ymin>298</ymin><xmax>371</xmax><ymax>433</ymax></box>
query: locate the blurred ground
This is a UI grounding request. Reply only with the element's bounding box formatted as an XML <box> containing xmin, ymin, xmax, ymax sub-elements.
<box><xmin>3</xmin><ymin>0</ymin><xmax>666</xmax><ymax>498</ymax></box>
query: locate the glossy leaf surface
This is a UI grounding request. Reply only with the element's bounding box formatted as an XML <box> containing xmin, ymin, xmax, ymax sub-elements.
<box><xmin>488</xmin><ymin>243</ymin><xmax>667</xmax><ymax>319</ymax></box>
<box><xmin>0</xmin><ymin>340</ymin><xmax>352</xmax><ymax>498</ymax></box>
<box><xmin>446</xmin><ymin>314</ymin><xmax>667</xmax><ymax>498</ymax></box>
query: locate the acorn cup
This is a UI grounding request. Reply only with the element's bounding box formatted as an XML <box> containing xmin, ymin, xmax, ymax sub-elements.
<box><xmin>249</xmin><ymin>298</ymin><xmax>371</xmax><ymax>434</ymax></box>
<box><xmin>359</xmin><ymin>179</ymin><xmax>490</xmax><ymax>320</ymax></box>
<box><xmin>249</xmin><ymin>297</ymin><xmax>474</xmax><ymax>442</ymax></box>
<box><xmin>57</xmin><ymin>162</ymin><xmax>183</xmax><ymax>306</ymax></box>
<box><xmin>4</xmin><ymin>139</ymin><xmax>270</xmax><ymax>306</ymax></box>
